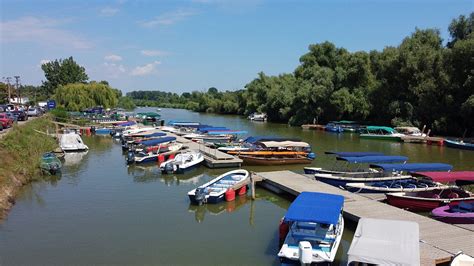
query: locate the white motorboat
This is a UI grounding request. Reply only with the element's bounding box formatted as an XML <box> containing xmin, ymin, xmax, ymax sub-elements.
<box><xmin>60</xmin><ymin>132</ymin><xmax>89</xmax><ymax>152</ymax></box>
<box><xmin>159</xmin><ymin>150</ymin><xmax>204</xmax><ymax>174</ymax></box>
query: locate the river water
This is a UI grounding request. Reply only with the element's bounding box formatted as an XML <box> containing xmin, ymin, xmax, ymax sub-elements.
<box><xmin>1</xmin><ymin>108</ymin><xmax>473</xmax><ymax>265</ymax></box>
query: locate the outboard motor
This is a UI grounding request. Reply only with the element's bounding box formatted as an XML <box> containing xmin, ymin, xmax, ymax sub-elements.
<box><xmin>126</xmin><ymin>151</ymin><xmax>135</xmax><ymax>164</ymax></box>
<box><xmin>163</xmin><ymin>162</ymin><xmax>175</xmax><ymax>174</ymax></box>
<box><xmin>307</xmin><ymin>152</ymin><xmax>316</xmax><ymax>160</ymax></box>
<box><xmin>194</xmin><ymin>187</ymin><xmax>207</xmax><ymax>205</ymax></box>
<box><xmin>49</xmin><ymin>163</ymin><xmax>60</xmax><ymax>175</ymax></box>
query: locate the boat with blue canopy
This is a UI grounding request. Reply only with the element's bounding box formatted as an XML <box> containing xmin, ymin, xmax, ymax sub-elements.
<box><xmin>244</xmin><ymin>136</ymin><xmax>301</xmax><ymax>144</ymax></box>
<box><xmin>345</xmin><ymin>178</ymin><xmax>449</xmax><ymax>193</ymax></box>
<box><xmin>371</xmin><ymin>163</ymin><xmax>453</xmax><ymax>173</ymax></box>
<box><xmin>139</xmin><ymin>136</ymin><xmax>176</xmax><ymax>147</ymax></box>
<box><xmin>278</xmin><ymin>192</ymin><xmax>344</xmax><ymax>264</ymax></box>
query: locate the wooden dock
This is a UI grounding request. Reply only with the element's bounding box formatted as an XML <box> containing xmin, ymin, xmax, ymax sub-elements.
<box><xmin>400</xmin><ymin>135</ymin><xmax>445</xmax><ymax>145</ymax></box>
<box><xmin>301</xmin><ymin>124</ymin><xmax>326</xmax><ymax>130</ymax></box>
<box><xmin>166</xmin><ymin>133</ymin><xmax>243</xmax><ymax>168</ymax></box>
<box><xmin>253</xmin><ymin>170</ymin><xmax>474</xmax><ymax>265</ymax></box>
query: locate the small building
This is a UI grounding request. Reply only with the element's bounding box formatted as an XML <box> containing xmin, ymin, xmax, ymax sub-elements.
<box><xmin>9</xmin><ymin>97</ymin><xmax>29</xmax><ymax>104</ymax></box>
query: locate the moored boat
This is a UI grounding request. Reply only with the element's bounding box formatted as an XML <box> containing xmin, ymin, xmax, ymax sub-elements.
<box><xmin>315</xmin><ymin>173</ymin><xmax>412</xmax><ymax>188</ymax></box>
<box><xmin>431</xmin><ymin>202</ymin><xmax>474</xmax><ymax>224</ymax></box>
<box><xmin>347</xmin><ymin>218</ymin><xmax>419</xmax><ymax>266</ymax></box>
<box><xmin>60</xmin><ymin>132</ymin><xmax>89</xmax><ymax>152</ymax></box>
<box><xmin>278</xmin><ymin>192</ymin><xmax>344</xmax><ymax>264</ymax></box>
<box><xmin>412</xmin><ymin>171</ymin><xmax>474</xmax><ymax>186</ymax></box>
<box><xmin>239</xmin><ymin>154</ymin><xmax>313</xmax><ymax>165</ymax></box>
<box><xmin>359</xmin><ymin>126</ymin><xmax>404</xmax><ymax>141</ymax></box>
<box><xmin>188</xmin><ymin>169</ymin><xmax>249</xmax><ymax>205</ymax></box>
<box><xmin>325</xmin><ymin>122</ymin><xmax>343</xmax><ymax>133</ymax></box>
<box><xmin>445</xmin><ymin>139</ymin><xmax>474</xmax><ymax>151</ymax></box>
<box><xmin>345</xmin><ymin>178</ymin><xmax>448</xmax><ymax>193</ymax></box>
<box><xmin>160</xmin><ymin>150</ymin><xmax>204</xmax><ymax>174</ymax></box>
<box><xmin>40</xmin><ymin>152</ymin><xmax>62</xmax><ymax>175</ymax></box>
<box><xmin>386</xmin><ymin>188</ymin><xmax>474</xmax><ymax>212</ymax></box>
<box><xmin>127</xmin><ymin>143</ymin><xmax>183</xmax><ymax>164</ymax></box>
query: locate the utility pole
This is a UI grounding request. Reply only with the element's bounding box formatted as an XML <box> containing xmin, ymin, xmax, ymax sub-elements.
<box><xmin>14</xmin><ymin>76</ymin><xmax>20</xmax><ymax>104</ymax></box>
<box><xmin>2</xmin><ymin>77</ymin><xmax>12</xmax><ymax>103</ymax></box>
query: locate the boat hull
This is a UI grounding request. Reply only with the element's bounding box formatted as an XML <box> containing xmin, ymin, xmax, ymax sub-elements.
<box><xmin>431</xmin><ymin>205</ymin><xmax>474</xmax><ymax>224</ymax></box>
<box><xmin>315</xmin><ymin>174</ymin><xmax>412</xmax><ymax>189</ymax></box>
<box><xmin>387</xmin><ymin>191</ymin><xmax>474</xmax><ymax>212</ymax></box>
<box><xmin>240</xmin><ymin>155</ymin><xmax>312</xmax><ymax>165</ymax></box>
<box><xmin>359</xmin><ymin>134</ymin><xmax>401</xmax><ymax>141</ymax></box>
<box><xmin>445</xmin><ymin>140</ymin><xmax>474</xmax><ymax>151</ymax></box>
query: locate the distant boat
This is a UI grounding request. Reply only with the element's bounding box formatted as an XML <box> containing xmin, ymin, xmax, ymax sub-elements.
<box><xmin>248</xmin><ymin>113</ymin><xmax>267</xmax><ymax>121</ymax></box>
<box><xmin>60</xmin><ymin>132</ymin><xmax>88</xmax><ymax>152</ymax></box>
<box><xmin>395</xmin><ymin>126</ymin><xmax>426</xmax><ymax>137</ymax></box>
<box><xmin>278</xmin><ymin>192</ymin><xmax>344</xmax><ymax>264</ymax></box>
<box><xmin>188</xmin><ymin>169</ymin><xmax>249</xmax><ymax>205</ymax></box>
<box><xmin>445</xmin><ymin>139</ymin><xmax>474</xmax><ymax>151</ymax></box>
<box><xmin>325</xmin><ymin>122</ymin><xmax>343</xmax><ymax>133</ymax></box>
<box><xmin>160</xmin><ymin>150</ymin><xmax>204</xmax><ymax>174</ymax></box>
<box><xmin>359</xmin><ymin>126</ymin><xmax>404</xmax><ymax>141</ymax></box>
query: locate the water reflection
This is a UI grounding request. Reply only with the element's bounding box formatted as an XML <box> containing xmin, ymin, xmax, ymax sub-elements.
<box><xmin>188</xmin><ymin>195</ymin><xmax>249</xmax><ymax>223</ymax></box>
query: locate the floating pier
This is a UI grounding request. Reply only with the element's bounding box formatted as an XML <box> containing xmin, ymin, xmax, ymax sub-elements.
<box><xmin>252</xmin><ymin>170</ymin><xmax>474</xmax><ymax>265</ymax></box>
<box><xmin>400</xmin><ymin>135</ymin><xmax>445</xmax><ymax>145</ymax></box>
<box><xmin>166</xmin><ymin>133</ymin><xmax>243</xmax><ymax>168</ymax></box>
<box><xmin>301</xmin><ymin>124</ymin><xmax>326</xmax><ymax>130</ymax></box>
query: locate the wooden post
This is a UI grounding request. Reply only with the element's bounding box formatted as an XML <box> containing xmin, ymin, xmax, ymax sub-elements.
<box><xmin>251</xmin><ymin>172</ymin><xmax>256</xmax><ymax>200</ymax></box>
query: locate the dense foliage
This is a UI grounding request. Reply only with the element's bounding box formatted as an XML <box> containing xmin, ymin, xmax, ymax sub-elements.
<box><xmin>128</xmin><ymin>13</ymin><xmax>474</xmax><ymax>136</ymax></box>
<box><xmin>41</xmin><ymin>57</ymin><xmax>89</xmax><ymax>96</ymax></box>
<box><xmin>55</xmin><ymin>82</ymin><xmax>118</xmax><ymax>111</ymax></box>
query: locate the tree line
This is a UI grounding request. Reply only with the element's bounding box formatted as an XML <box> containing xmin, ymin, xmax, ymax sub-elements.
<box><xmin>128</xmin><ymin>13</ymin><xmax>473</xmax><ymax>136</ymax></box>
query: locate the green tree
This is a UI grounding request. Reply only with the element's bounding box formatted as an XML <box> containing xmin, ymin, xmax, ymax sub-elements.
<box><xmin>118</xmin><ymin>96</ymin><xmax>136</xmax><ymax>110</ymax></box>
<box><xmin>55</xmin><ymin>83</ymin><xmax>118</xmax><ymax>111</ymax></box>
<box><xmin>41</xmin><ymin>56</ymin><xmax>89</xmax><ymax>96</ymax></box>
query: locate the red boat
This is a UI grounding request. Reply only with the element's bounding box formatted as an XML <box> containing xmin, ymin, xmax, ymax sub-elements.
<box><xmin>413</xmin><ymin>171</ymin><xmax>474</xmax><ymax>186</ymax></box>
<box><xmin>386</xmin><ymin>188</ymin><xmax>474</xmax><ymax>212</ymax></box>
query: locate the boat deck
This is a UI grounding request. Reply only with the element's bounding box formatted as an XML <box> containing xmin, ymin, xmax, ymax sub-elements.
<box><xmin>253</xmin><ymin>170</ymin><xmax>474</xmax><ymax>265</ymax></box>
<box><xmin>166</xmin><ymin>133</ymin><xmax>243</xmax><ymax>168</ymax></box>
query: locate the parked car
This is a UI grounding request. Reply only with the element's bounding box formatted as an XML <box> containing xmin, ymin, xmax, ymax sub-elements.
<box><xmin>27</xmin><ymin>107</ymin><xmax>41</xmax><ymax>117</ymax></box>
<box><xmin>0</xmin><ymin>113</ymin><xmax>14</xmax><ymax>128</ymax></box>
<box><xmin>11</xmin><ymin>110</ymin><xmax>28</xmax><ymax>121</ymax></box>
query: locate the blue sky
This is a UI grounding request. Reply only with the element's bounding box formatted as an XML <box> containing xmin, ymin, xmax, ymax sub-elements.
<box><xmin>0</xmin><ymin>0</ymin><xmax>472</xmax><ymax>93</ymax></box>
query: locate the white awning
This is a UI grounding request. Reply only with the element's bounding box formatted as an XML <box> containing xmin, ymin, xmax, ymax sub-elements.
<box><xmin>259</xmin><ymin>141</ymin><xmax>310</xmax><ymax>148</ymax></box>
<box><xmin>348</xmin><ymin>218</ymin><xmax>420</xmax><ymax>266</ymax></box>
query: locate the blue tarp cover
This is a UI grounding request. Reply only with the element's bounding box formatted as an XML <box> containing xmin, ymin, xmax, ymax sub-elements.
<box><xmin>284</xmin><ymin>192</ymin><xmax>344</xmax><ymax>225</ymax></box>
<box><xmin>140</xmin><ymin>132</ymin><xmax>166</xmax><ymax>138</ymax></box>
<box><xmin>325</xmin><ymin>151</ymin><xmax>384</xmax><ymax>157</ymax></box>
<box><xmin>117</xmin><ymin>121</ymin><xmax>136</xmax><ymax>127</ymax></box>
<box><xmin>139</xmin><ymin>136</ymin><xmax>176</xmax><ymax>146</ymax></box>
<box><xmin>337</xmin><ymin>155</ymin><xmax>408</xmax><ymax>164</ymax></box>
<box><xmin>244</xmin><ymin>136</ymin><xmax>301</xmax><ymax>143</ymax></box>
<box><xmin>198</xmin><ymin>127</ymin><xmax>229</xmax><ymax>132</ymax></box>
<box><xmin>370</xmin><ymin>163</ymin><xmax>453</xmax><ymax>172</ymax></box>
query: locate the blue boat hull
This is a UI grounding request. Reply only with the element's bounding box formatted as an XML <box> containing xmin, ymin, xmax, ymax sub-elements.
<box><xmin>188</xmin><ymin>193</ymin><xmax>227</xmax><ymax>204</ymax></box>
<box><xmin>445</xmin><ymin>140</ymin><xmax>474</xmax><ymax>151</ymax></box>
<box><xmin>163</xmin><ymin>162</ymin><xmax>201</xmax><ymax>174</ymax></box>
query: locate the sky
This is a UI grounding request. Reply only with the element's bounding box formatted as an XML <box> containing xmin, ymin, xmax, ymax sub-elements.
<box><xmin>0</xmin><ymin>0</ymin><xmax>472</xmax><ymax>94</ymax></box>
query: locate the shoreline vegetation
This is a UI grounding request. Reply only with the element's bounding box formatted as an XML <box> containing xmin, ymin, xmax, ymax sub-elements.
<box><xmin>0</xmin><ymin>117</ymin><xmax>58</xmax><ymax>219</ymax></box>
<box><xmin>126</xmin><ymin>13</ymin><xmax>474</xmax><ymax>137</ymax></box>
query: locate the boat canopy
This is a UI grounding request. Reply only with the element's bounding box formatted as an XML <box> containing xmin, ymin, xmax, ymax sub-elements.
<box><xmin>365</xmin><ymin>126</ymin><xmax>396</xmax><ymax>133</ymax></box>
<box><xmin>284</xmin><ymin>192</ymin><xmax>344</xmax><ymax>225</ymax></box>
<box><xmin>259</xmin><ymin>141</ymin><xmax>310</xmax><ymax>148</ymax></box>
<box><xmin>198</xmin><ymin>127</ymin><xmax>228</xmax><ymax>132</ymax></box>
<box><xmin>139</xmin><ymin>136</ymin><xmax>176</xmax><ymax>146</ymax></box>
<box><xmin>413</xmin><ymin>171</ymin><xmax>474</xmax><ymax>183</ymax></box>
<box><xmin>139</xmin><ymin>132</ymin><xmax>167</xmax><ymax>138</ymax></box>
<box><xmin>325</xmin><ymin>151</ymin><xmax>385</xmax><ymax>157</ymax></box>
<box><xmin>347</xmin><ymin>218</ymin><xmax>420</xmax><ymax>266</ymax></box>
<box><xmin>338</xmin><ymin>120</ymin><xmax>357</xmax><ymax>124</ymax></box>
<box><xmin>244</xmin><ymin>136</ymin><xmax>301</xmax><ymax>143</ymax></box>
<box><xmin>168</xmin><ymin>121</ymin><xmax>200</xmax><ymax>127</ymax></box>
<box><xmin>370</xmin><ymin>163</ymin><xmax>453</xmax><ymax>172</ymax></box>
<box><xmin>337</xmin><ymin>155</ymin><xmax>408</xmax><ymax>164</ymax></box>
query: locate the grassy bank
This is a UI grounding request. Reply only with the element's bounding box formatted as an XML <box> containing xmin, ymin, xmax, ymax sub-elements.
<box><xmin>0</xmin><ymin>117</ymin><xmax>58</xmax><ymax>219</ymax></box>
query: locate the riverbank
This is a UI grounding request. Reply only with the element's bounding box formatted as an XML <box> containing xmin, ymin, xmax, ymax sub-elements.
<box><xmin>0</xmin><ymin>116</ymin><xmax>58</xmax><ymax>219</ymax></box>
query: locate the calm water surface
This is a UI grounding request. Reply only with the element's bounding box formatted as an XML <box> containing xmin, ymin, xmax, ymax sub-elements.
<box><xmin>1</xmin><ymin>108</ymin><xmax>473</xmax><ymax>265</ymax></box>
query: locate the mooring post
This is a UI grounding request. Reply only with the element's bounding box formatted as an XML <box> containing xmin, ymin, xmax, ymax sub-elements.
<box><xmin>250</xmin><ymin>172</ymin><xmax>256</xmax><ymax>200</ymax></box>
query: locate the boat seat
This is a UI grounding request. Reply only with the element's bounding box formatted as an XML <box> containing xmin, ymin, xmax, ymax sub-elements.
<box><xmin>291</xmin><ymin>231</ymin><xmax>335</xmax><ymax>242</ymax></box>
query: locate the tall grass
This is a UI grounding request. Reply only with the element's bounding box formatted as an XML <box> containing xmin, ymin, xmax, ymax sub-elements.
<box><xmin>0</xmin><ymin>117</ymin><xmax>58</xmax><ymax>187</ymax></box>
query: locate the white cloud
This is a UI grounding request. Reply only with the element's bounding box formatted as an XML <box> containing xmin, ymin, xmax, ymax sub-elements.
<box><xmin>0</xmin><ymin>16</ymin><xmax>92</xmax><ymax>49</ymax></box>
<box><xmin>100</xmin><ymin>7</ymin><xmax>119</xmax><ymax>16</ymax></box>
<box><xmin>140</xmin><ymin>9</ymin><xmax>195</xmax><ymax>28</ymax></box>
<box><xmin>130</xmin><ymin>61</ymin><xmax>161</xmax><ymax>76</ymax></box>
<box><xmin>104</xmin><ymin>54</ymin><xmax>123</xmax><ymax>61</ymax></box>
<box><xmin>103</xmin><ymin>62</ymin><xmax>126</xmax><ymax>78</ymax></box>
<box><xmin>140</xmin><ymin>50</ymin><xmax>169</xmax><ymax>57</ymax></box>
